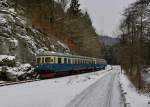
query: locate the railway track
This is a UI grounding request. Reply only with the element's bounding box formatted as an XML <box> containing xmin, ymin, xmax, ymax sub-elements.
<box><xmin>0</xmin><ymin>79</ymin><xmax>40</xmax><ymax>87</ymax></box>
<box><xmin>0</xmin><ymin>68</ymin><xmax>112</xmax><ymax>87</ymax></box>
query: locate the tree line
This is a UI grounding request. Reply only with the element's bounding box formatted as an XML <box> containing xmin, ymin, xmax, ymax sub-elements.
<box><xmin>118</xmin><ymin>0</ymin><xmax>150</xmax><ymax>89</ymax></box>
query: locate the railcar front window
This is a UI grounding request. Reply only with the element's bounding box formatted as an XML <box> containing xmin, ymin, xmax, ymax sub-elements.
<box><xmin>37</xmin><ymin>58</ymin><xmax>41</xmax><ymax>64</ymax></box>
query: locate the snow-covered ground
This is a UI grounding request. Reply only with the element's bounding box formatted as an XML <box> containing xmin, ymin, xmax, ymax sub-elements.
<box><xmin>120</xmin><ymin>69</ymin><xmax>150</xmax><ymax>107</ymax></box>
<box><xmin>142</xmin><ymin>68</ymin><xmax>150</xmax><ymax>85</ymax></box>
<box><xmin>0</xmin><ymin>66</ymin><xmax>111</xmax><ymax>107</ymax></box>
<box><xmin>66</xmin><ymin>66</ymin><xmax>124</xmax><ymax>107</ymax></box>
<box><xmin>0</xmin><ymin>66</ymin><xmax>149</xmax><ymax>107</ymax></box>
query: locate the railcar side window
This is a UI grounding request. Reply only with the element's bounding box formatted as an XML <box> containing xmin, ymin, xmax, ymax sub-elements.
<box><xmin>68</xmin><ymin>58</ymin><xmax>71</xmax><ymax>64</ymax></box>
<box><xmin>79</xmin><ymin>59</ymin><xmax>81</xmax><ymax>64</ymax></box>
<box><xmin>93</xmin><ymin>60</ymin><xmax>95</xmax><ymax>64</ymax></box>
<box><xmin>64</xmin><ymin>58</ymin><xmax>67</xmax><ymax>64</ymax></box>
<box><xmin>51</xmin><ymin>59</ymin><xmax>53</xmax><ymax>62</ymax></box>
<box><xmin>58</xmin><ymin>58</ymin><xmax>62</xmax><ymax>64</ymax></box>
<box><xmin>45</xmin><ymin>57</ymin><xmax>51</xmax><ymax>63</ymax></box>
<box><xmin>78</xmin><ymin>59</ymin><xmax>80</xmax><ymax>64</ymax></box>
<box><xmin>54</xmin><ymin>57</ymin><xmax>56</xmax><ymax>63</ymax></box>
<box><xmin>73</xmin><ymin>58</ymin><xmax>75</xmax><ymax>64</ymax></box>
<box><xmin>75</xmin><ymin>59</ymin><xmax>77</xmax><ymax>64</ymax></box>
<box><xmin>83</xmin><ymin>60</ymin><xmax>85</xmax><ymax>64</ymax></box>
<box><xmin>42</xmin><ymin>57</ymin><xmax>45</xmax><ymax>63</ymax></box>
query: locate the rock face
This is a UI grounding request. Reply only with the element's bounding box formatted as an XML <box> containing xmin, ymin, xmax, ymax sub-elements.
<box><xmin>0</xmin><ymin>0</ymin><xmax>70</xmax><ymax>65</ymax></box>
<box><xmin>6</xmin><ymin>0</ymin><xmax>104</xmax><ymax>59</ymax></box>
<box><xmin>0</xmin><ymin>0</ymin><xmax>104</xmax><ymax>81</ymax></box>
<box><xmin>0</xmin><ymin>0</ymin><xmax>104</xmax><ymax>66</ymax></box>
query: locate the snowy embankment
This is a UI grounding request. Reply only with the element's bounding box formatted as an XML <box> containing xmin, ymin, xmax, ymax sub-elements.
<box><xmin>0</xmin><ymin>55</ymin><xmax>15</xmax><ymax>62</ymax></box>
<box><xmin>142</xmin><ymin>67</ymin><xmax>150</xmax><ymax>85</ymax></box>
<box><xmin>119</xmin><ymin>71</ymin><xmax>150</xmax><ymax>107</ymax></box>
<box><xmin>0</xmin><ymin>66</ymin><xmax>111</xmax><ymax>107</ymax></box>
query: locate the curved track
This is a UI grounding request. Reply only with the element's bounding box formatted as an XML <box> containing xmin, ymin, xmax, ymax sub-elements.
<box><xmin>65</xmin><ymin>71</ymin><xmax>124</xmax><ymax>107</ymax></box>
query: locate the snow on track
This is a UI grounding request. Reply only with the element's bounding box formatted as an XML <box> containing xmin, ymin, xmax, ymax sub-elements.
<box><xmin>0</xmin><ymin>68</ymin><xmax>111</xmax><ymax>107</ymax></box>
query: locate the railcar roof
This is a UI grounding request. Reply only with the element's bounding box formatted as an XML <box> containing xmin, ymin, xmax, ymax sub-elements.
<box><xmin>36</xmin><ymin>51</ymin><xmax>95</xmax><ymax>59</ymax></box>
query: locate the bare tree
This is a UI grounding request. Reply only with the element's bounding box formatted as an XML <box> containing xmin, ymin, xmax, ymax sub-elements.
<box><xmin>119</xmin><ymin>0</ymin><xmax>150</xmax><ymax>89</ymax></box>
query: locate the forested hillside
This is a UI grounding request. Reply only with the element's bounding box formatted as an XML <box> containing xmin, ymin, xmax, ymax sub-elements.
<box><xmin>99</xmin><ymin>36</ymin><xmax>119</xmax><ymax>65</ymax></box>
<box><xmin>7</xmin><ymin>0</ymin><xmax>103</xmax><ymax>58</ymax></box>
<box><xmin>100</xmin><ymin>36</ymin><xmax>119</xmax><ymax>46</ymax></box>
<box><xmin>0</xmin><ymin>0</ymin><xmax>103</xmax><ymax>80</ymax></box>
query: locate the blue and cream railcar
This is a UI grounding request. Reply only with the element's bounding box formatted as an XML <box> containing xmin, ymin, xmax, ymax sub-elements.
<box><xmin>34</xmin><ymin>52</ymin><xmax>107</xmax><ymax>78</ymax></box>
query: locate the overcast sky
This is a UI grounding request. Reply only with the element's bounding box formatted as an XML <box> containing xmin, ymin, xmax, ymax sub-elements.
<box><xmin>79</xmin><ymin>0</ymin><xmax>136</xmax><ymax>37</ymax></box>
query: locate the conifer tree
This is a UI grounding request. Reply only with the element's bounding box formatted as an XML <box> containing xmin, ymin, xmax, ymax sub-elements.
<box><xmin>67</xmin><ymin>0</ymin><xmax>81</xmax><ymax>18</ymax></box>
<box><xmin>84</xmin><ymin>11</ymin><xmax>92</xmax><ymax>25</ymax></box>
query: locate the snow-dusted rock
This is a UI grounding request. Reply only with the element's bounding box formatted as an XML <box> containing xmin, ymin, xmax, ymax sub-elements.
<box><xmin>1</xmin><ymin>63</ymin><xmax>33</xmax><ymax>81</ymax></box>
<box><xmin>0</xmin><ymin>0</ymin><xmax>9</xmax><ymax>9</ymax></box>
<box><xmin>145</xmin><ymin>68</ymin><xmax>150</xmax><ymax>74</ymax></box>
<box><xmin>0</xmin><ymin>55</ymin><xmax>16</xmax><ymax>67</ymax></box>
<box><xmin>0</xmin><ymin>0</ymin><xmax>72</xmax><ymax>81</ymax></box>
<box><xmin>0</xmin><ymin>4</ymin><xmax>70</xmax><ymax>65</ymax></box>
<box><xmin>0</xmin><ymin>55</ymin><xmax>15</xmax><ymax>61</ymax></box>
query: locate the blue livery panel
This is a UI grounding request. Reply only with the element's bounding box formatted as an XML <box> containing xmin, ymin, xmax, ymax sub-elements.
<box><xmin>34</xmin><ymin>64</ymin><xmax>106</xmax><ymax>73</ymax></box>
